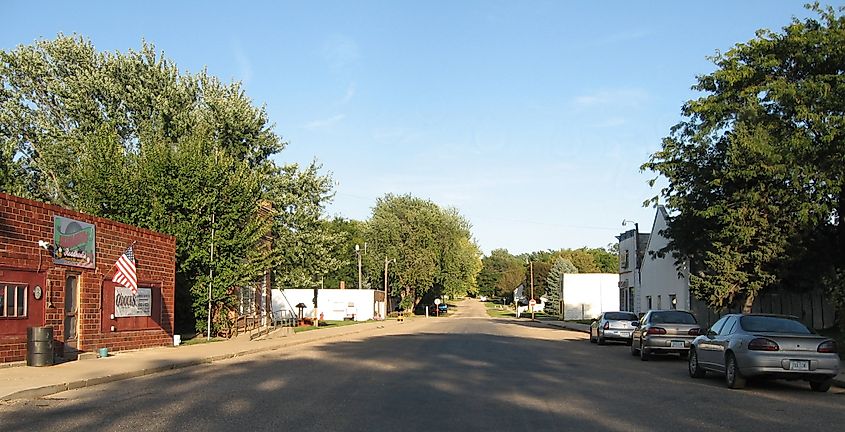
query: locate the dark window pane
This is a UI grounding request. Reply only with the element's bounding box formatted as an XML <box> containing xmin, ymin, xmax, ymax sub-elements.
<box><xmin>740</xmin><ymin>316</ymin><xmax>811</xmax><ymax>334</ymax></box>
<box><xmin>16</xmin><ymin>286</ymin><xmax>26</xmax><ymax>316</ymax></box>
<box><xmin>605</xmin><ymin>312</ymin><xmax>637</xmax><ymax>321</ymax></box>
<box><xmin>0</xmin><ymin>287</ymin><xmax>5</xmax><ymax>317</ymax></box>
<box><xmin>651</xmin><ymin>311</ymin><xmax>697</xmax><ymax>324</ymax></box>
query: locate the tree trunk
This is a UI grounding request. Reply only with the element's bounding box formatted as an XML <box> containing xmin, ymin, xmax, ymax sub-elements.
<box><xmin>742</xmin><ymin>293</ymin><xmax>755</xmax><ymax>314</ymax></box>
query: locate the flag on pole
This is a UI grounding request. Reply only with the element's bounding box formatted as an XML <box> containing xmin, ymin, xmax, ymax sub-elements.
<box><xmin>112</xmin><ymin>245</ymin><xmax>137</xmax><ymax>295</ymax></box>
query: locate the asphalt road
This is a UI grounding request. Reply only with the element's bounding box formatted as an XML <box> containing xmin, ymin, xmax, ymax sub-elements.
<box><xmin>1</xmin><ymin>299</ymin><xmax>843</xmax><ymax>431</ymax></box>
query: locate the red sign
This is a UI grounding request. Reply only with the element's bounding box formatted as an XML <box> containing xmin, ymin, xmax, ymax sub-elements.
<box><xmin>529</xmin><ymin>299</ymin><xmax>536</xmax><ymax>306</ymax></box>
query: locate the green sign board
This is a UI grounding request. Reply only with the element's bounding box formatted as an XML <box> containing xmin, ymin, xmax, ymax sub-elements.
<box><xmin>53</xmin><ymin>216</ymin><xmax>96</xmax><ymax>269</ymax></box>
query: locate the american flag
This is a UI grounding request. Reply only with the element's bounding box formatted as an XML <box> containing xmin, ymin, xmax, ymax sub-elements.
<box><xmin>112</xmin><ymin>245</ymin><xmax>137</xmax><ymax>295</ymax></box>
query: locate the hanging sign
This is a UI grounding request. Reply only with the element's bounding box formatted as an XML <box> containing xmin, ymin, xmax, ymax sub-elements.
<box><xmin>114</xmin><ymin>286</ymin><xmax>152</xmax><ymax>317</ymax></box>
<box><xmin>53</xmin><ymin>216</ymin><xmax>96</xmax><ymax>268</ymax></box>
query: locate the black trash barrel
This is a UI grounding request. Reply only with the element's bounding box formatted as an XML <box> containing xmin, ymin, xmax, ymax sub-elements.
<box><xmin>26</xmin><ymin>326</ymin><xmax>54</xmax><ymax>367</ymax></box>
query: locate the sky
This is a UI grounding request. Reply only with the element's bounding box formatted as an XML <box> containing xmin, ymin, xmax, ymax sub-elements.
<box><xmin>4</xmin><ymin>1</ymin><xmax>841</xmax><ymax>255</ymax></box>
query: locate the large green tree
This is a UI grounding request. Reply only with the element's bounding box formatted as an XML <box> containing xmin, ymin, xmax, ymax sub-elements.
<box><xmin>365</xmin><ymin>194</ymin><xmax>481</xmax><ymax>309</ymax></box>
<box><xmin>642</xmin><ymin>4</ymin><xmax>845</xmax><ymax>316</ymax></box>
<box><xmin>0</xmin><ymin>35</ymin><xmax>336</xmax><ymax>332</ymax></box>
<box><xmin>544</xmin><ymin>258</ymin><xmax>578</xmax><ymax>318</ymax></box>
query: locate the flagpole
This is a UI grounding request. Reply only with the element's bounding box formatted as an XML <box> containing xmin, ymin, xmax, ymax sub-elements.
<box><xmin>207</xmin><ymin>213</ymin><xmax>215</xmax><ymax>340</ymax></box>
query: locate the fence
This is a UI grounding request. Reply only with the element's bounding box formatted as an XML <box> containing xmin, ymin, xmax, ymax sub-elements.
<box><xmin>690</xmin><ymin>289</ymin><xmax>836</xmax><ymax>330</ymax></box>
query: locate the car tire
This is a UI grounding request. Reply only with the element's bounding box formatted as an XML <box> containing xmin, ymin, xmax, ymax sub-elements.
<box><xmin>630</xmin><ymin>340</ymin><xmax>638</xmax><ymax>356</ymax></box>
<box><xmin>725</xmin><ymin>353</ymin><xmax>746</xmax><ymax>389</ymax></box>
<box><xmin>809</xmin><ymin>379</ymin><xmax>832</xmax><ymax>393</ymax></box>
<box><xmin>639</xmin><ymin>343</ymin><xmax>650</xmax><ymax>361</ymax></box>
<box><xmin>597</xmin><ymin>334</ymin><xmax>606</xmax><ymax>345</ymax></box>
<box><xmin>688</xmin><ymin>348</ymin><xmax>706</xmax><ymax>378</ymax></box>
<box><xmin>625</xmin><ymin>339</ymin><xmax>632</xmax><ymax>346</ymax></box>
<box><xmin>589</xmin><ymin>329</ymin><xmax>597</xmax><ymax>343</ymax></box>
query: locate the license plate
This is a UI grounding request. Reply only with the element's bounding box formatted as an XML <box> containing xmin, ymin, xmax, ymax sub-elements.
<box><xmin>670</xmin><ymin>341</ymin><xmax>685</xmax><ymax>348</ymax></box>
<box><xmin>619</xmin><ymin>332</ymin><xmax>630</xmax><ymax>337</ymax></box>
<box><xmin>789</xmin><ymin>360</ymin><xmax>809</xmax><ymax>371</ymax></box>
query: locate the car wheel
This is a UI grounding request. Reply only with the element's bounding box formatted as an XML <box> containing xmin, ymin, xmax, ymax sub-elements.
<box><xmin>639</xmin><ymin>343</ymin><xmax>650</xmax><ymax>361</ymax></box>
<box><xmin>809</xmin><ymin>379</ymin><xmax>832</xmax><ymax>393</ymax></box>
<box><xmin>597</xmin><ymin>333</ymin><xmax>606</xmax><ymax>345</ymax></box>
<box><xmin>625</xmin><ymin>339</ymin><xmax>632</xmax><ymax>346</ymax></box>
<box><xmin>725</xmin><ymin>353</ymin><xmax>746</xmax><ymax>389</ymax></box>
<box><xmin>589</xmin><ymin>329</ymin><xmax>597</xmax><ymax>343</ymax></box>
<box><xmin>688</xmin><ymin>348</ymin><xmax>706</xmax><ymax>378</ymax></box>
<box><xmin>630</xmin><ymin>339</ymin><xmax>638</xmax><ymax>356</ymax></box>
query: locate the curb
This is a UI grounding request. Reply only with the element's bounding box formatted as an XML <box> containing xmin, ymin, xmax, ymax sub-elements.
<box><xmin>1</xmin><ymin>322</ymin><xmax>393</xmax><ymax>401</ymax></box>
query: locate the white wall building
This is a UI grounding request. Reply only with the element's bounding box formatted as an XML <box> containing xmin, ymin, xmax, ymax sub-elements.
<box><xmin>617</xmin><ymin>226</ymin><xmax>649</xmax><ymax>314</ymax></box>
<box><xmin>272</xmin><ymin>289</ymin><xmax>383</xmax><ymax>322</ymax></box>
<box><xmin>638</xmin><ymin>206</ymin><xmax>691</xmax><ymax>312</ymax></box>
<box><xmin>560</xmin><ymin>273</ymin><xmax>619</xmax><ymax>320</ymax></box>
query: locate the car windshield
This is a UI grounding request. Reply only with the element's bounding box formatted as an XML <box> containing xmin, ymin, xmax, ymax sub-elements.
<box><xmin>605</xmin><ymin>312</ymin><xmax>637</xmax><ymax>321</ymax></box>
<box><xmin>650</xmin><ymin>311</ymin><xmax>696</xmax><ymax>324</ymax></box>
<box><xmin>740</xmin><ymin>316</ymin><xmax>812</xmax><ymax>334</ymax></box>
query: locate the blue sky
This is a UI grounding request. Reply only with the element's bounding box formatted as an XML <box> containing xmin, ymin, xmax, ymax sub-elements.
<box><xmin>4</xmin><ymin>1</ymin><xmax>839</xmax><ymax>255</ymax></box>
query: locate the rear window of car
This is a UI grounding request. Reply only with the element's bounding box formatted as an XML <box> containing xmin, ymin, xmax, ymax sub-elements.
<box><xmin>605</xmin><ymin>312</ymin><xmax>637</xmax><ymax>321</ymax></box>
<box><xmin>650</xmin><ymin>311</ymin><xmax>697</xmax><ymax>324</ymax></box>
<box><xmin>739</xmin><ymin>316</ymin><xmax>812</xmax><ymax>334</ymax></box>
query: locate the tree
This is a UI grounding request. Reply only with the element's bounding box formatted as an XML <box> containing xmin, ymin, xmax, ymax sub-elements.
<box><xmin>478</xmin><ymin>249</ymin><xmax>523</xmax><ymax>298</ymax></box>
<box><xmin>545</xmin><ymin>258</ymin><xmax>578</xmax><ymax>318</ymax></box>
<box><xmin>365</xmin><ymin>194</ymin><xmax>480</xmax><ymax>310</ymax></box>
<box><xmin>0</xmin><ymin>35</ymin><xmax>335</xmax><ymax>333</ymax></box>
<box><xmin>642</xmin><ymin>5</ymin><xmax>845</xmax><ymax>316</ymax></box>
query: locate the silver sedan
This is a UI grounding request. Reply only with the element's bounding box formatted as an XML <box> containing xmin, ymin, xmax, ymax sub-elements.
<box><xmin>630</xmin><ymin>310</ymin><xmax>701</xmax><ymax>361</ymax></box>
<box><xmin>688</xmin><ymin>313</ymin><xmax>840</xmax><ymax>392</ymax></box>
<box><xmin>590</xmin><ymin>311</ymin><xmax>638</xmax><ymax>345</ymax></box>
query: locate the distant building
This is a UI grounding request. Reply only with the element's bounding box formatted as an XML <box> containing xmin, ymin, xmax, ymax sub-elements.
<box><xmin>559</xmin><ymin>274</ymin><xmax>619</xmax><ymax>320</ymax></box>
<box><xmin>617</xmin><ymin>223</ymin><xmax>649</xmax><ymax>314</ymax></box>
<box><xmin>638</xmin><ymin>206</ymin><xmax>691</xmax><ymax>313</ymax></box>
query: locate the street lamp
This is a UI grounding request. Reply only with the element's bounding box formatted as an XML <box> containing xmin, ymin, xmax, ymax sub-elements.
<box><xmin>526</xmin><ymin>259</ymin><xmax>535</xmax><ymax>321</ymax></box>
<box><xmin>384</xmin><ymin>257</ymin><xmax>395</xmax><ymax>319</ymax></box>
<box><xmin>355</xmin><ymin>243</ymin><xmax>366</xmax><ymax>289</ymax></box>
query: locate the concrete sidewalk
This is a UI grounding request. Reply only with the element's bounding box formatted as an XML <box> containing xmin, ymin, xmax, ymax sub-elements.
<box><xmin>0</xmin><ymin>320</ymin><xmax>399</xmax><ymax>401</ymax></box>
<box><xmin>540</xmin><ymin>318</ymin><xmax>845</xmax><ymax>390</ymax></box>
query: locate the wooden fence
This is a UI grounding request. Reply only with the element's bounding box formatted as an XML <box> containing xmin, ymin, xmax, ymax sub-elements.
<box><xmin>690</xmin><ymin>289</ymin><xmax>836</xmax><ymax>330</ymax></box>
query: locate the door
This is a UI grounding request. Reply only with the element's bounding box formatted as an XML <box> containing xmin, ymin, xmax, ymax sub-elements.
<box><xmin>698</xmin><ymin>316</ymin><xmax>729</xmax><ymax>367</ymax></box>
<box><xmin>63</xmin><ymin>274</ymin><xmax>79</xmax><ymax>358</ymax></box>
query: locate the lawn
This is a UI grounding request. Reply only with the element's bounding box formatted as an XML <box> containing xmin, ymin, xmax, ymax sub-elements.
<box><xmin>293</xmin><ymin>319</ymin><xmax>365</xmax><ymax>333</ymax></box>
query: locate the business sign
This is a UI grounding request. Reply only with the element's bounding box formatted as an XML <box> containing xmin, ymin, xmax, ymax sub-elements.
<box><xmin>53</xmin><ymin>216</ymin><xmax>96</xmax><ymax>268</ymax></box>
<box><xmin>114</xmin><ymin>287</ymin><xmax>152</xmax><ymax>317</ymax></box>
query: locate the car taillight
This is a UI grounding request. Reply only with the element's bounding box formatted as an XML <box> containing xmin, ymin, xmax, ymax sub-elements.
<box><xmin>818</xmin><ymin>340</ymin><xmax>837</xmax><ymax>353</ymax></box>
<box><xmin>688</xmin><ymin>328</ymin><xmax>701</xmax><ymax>336</ymax></box>
<box><xmin>748</xmin><ymin>338</ymin><xmax>779</xmax><ymax>351</ymax></box>
<box><xmin>646</xmin><ymin>327</ymin><xmax>666</xmax><ymax>335</ymax></box>
<box><xmin>603</xmin><ymin>322</ymin><xmax>609</xmax><ymax>330</ymax></box>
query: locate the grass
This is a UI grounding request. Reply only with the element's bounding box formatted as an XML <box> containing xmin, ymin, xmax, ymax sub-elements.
<box><xmin>485</xmin><ymin>302</ymin><xmax>515</xmax><ymax>318</ymax></box>
<box><xmin>293</xmin><ymin>319</ymin><xmax>365</xmax><ymax>333</ymax></box>
<box><xmin>817</xmin><ymin>326</ymin><xmax>845</xmax><ymax>360</ymax></box>
<box><xmin>180</xmin><ymin>336</ymin><xmax>226</xmax><ymax>346</ymax></box>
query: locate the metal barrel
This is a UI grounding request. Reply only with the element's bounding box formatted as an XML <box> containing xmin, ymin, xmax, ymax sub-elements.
<box><xmin>26</xmin><ymin>326</ymin><xmax>54</xmax><ymax>367</ymax></box>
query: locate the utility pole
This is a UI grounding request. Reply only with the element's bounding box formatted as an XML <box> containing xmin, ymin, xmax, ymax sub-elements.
<box><xmin>530</xmin><ymin>260</ymin><xmax>535</xmax><ymax>321</ymax></box>
<box><xmin>207</xmin><ymin>213</ymin><xmax>215</xmax><ymax>340</ymax></box>
<box><xmin>383</xmin><ymin>257</ymin><xmax>395</xmax><ymax>319</ymax></box>
<box><xmin>355</xmin><ymin>244</ymin><xmax>362</xmax><ymax>289</ymax></box>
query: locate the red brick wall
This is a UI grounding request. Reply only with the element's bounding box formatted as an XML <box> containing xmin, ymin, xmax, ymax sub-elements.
<box><xmin>0</xmin><ymin>193</ymin><xmax>176</xmax><ymax>363</ymax></box>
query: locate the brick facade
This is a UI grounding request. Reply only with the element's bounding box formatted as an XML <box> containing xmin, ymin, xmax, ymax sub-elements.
<box><xmin>0</xmin><ymin>193</ymin><xmax>176</xmax><ymax>363</ymax></box>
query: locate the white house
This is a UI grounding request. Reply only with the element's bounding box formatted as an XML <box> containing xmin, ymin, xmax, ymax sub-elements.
<box><xmin>617</xmin><ymin>225</ymin><xmax>649</xmax><ymax>314</ymax></box>
<box><xmin>560</xmin><ymin>273</ymin><xmax>619</xmax><ymax>320</ymax></box>
<box><xmin>623</xmin><ymin>206</ymin><xmax>691</xmax><ymax>315</ymax></box>
<box><xmin>272</xmin><ymin>288</ymin><xmax>384</xmax><ymax>322</ymax></box>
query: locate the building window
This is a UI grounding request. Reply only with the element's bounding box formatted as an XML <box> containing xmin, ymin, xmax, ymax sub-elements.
<box><xmin>646</xmin><ymin>295</ymin><xmax>652</xmax><ymax>309</ymax></box>
<box><xmin>0</xmin><ymin>284</ymin><xmax>28</xmax><ymax>318</ymax></box>
<box><xmin>670</xmin><ymin>294</ymin><xmax>677</xmax><ymax>310</ymax></box>
<box><xmin>239</xmin><ymin>286</ymin><xmax>256</xmax><ymax>315</ymax></box>
<box><xmin>657</xmin><ymin>295</ymin><xmax>662</xmax><ymax>309</ymax></box>
<box><xmin>622</xmin><ymin>250</ymin><xmax>630</xmax><ymax>270</ymax></box>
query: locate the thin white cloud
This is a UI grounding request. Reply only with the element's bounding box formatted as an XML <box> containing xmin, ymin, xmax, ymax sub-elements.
<box><xmin>572</xmin><ymin>88</ymin><xmax>649</xmax><ymax>108</ymax></box>
<box><xmin>337</xmin><ymin>83</ymin><xmax>356</xmax><ymax>105</ymax></box>
<box><xmin>322</xmin><ymin>35</ymin><xmax>360</xmax><ymax>71</ymax></box>
<box><xmin>304</xmin><ymin>114</ymin><xmax>346</xmax><ymax>130</ymax></box>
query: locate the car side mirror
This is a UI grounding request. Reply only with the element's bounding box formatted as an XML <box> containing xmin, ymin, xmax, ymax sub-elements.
<box><xmin>631</xmin><ymin>321</ymin><xmax>639</xmax><ymax>327</ymax></box>
<box><xmin>706</xmin><ymin>330</ymin><xmax>716</xmax><ymax>338</ymax></box>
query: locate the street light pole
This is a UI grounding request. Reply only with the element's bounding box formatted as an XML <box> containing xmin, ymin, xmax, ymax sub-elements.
<box><xmin>355</xmin><ymin>244</ymin><xmax>362</xmax><ymax>290</ymax></box>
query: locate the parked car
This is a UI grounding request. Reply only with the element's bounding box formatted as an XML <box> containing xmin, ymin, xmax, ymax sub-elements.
<box><xmin>630</xmin><ymin>310</ymin><xmax>700</xmax><ymax>361</ymax></box>
<box><xmin>590</xmin><ymin>311</ymin><xmax>638</xmax><ymax>345</ymax></box>
<box><xmin>688</xmin><ymin>313</ymin><xmax>840</xmax><ymax>392</ymax></box>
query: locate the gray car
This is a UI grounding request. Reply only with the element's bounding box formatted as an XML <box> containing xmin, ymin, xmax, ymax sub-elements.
<box><xmin>590</xmin><ymin>311</ymin><xmax>638</xmax><ymax>345</ymax></box>
<box><xmin>688</xmin><ymin>313</ymin><xmax>840</xmax><ymax>392</ymax></box>
<box><xmin>630</xmin><ymin>310</ymin><xmax>700</xmax><ymax>361</ymax></box>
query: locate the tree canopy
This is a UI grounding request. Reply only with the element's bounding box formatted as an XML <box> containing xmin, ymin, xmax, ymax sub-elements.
<box><xmin>642</xmin><ymin>4</ymin><xmax>845</xmax><ymax>314</ymax></box>
<box><xmin>0</xmin><ymin>35</ymin><xmax>338</xmax><ymax>332</ymax></box>
<box><xmin>364</xmin><ymin>194</ymin><xmax>481</xmax><ymax>309</ymax></box>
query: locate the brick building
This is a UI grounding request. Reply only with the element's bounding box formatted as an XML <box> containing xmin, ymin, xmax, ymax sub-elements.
<box><xmin>0</xmin><ymin>193</ymin><xmax>176</xmax><ymax>363</ymax></box>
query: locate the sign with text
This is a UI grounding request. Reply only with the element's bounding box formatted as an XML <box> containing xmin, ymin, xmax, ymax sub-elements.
<box><xmin>53</xmin><ymin>216</ymin><xmax>96</xmax><ymax>268</ymax></box>
<box><xmin>114</xmin><ymin>287</ymin><xmax>152</xmax><ymax>317</ymax></box>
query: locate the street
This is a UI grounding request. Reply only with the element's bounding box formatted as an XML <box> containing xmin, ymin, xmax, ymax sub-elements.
<box><xmin>1</xmin><ymin>299</ymin><xmax>843</xmax><ymax>432</ymax></box>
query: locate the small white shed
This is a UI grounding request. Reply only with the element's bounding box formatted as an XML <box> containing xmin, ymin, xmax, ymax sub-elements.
<box><xmin>561</xmin><ymin>274</ymin><xmax>619</xmax><ymax>320</ymax></box>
